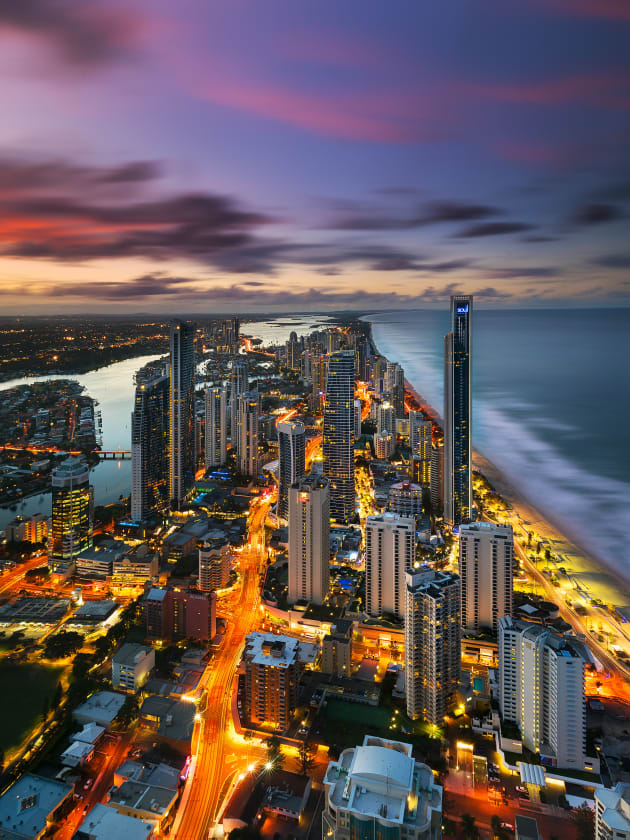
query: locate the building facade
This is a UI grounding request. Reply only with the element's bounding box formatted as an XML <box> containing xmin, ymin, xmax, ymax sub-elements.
<box><xmin>387</xmin><ymin>481</ymin><xmax>423</xmax><ymax>521</ymax></box>
<box><xmin>277</xmin><ymin>420</ymin><xmax>306</xmax><ymax>520</ymax></box>
<box><xmin>230</xmin><ymin>357</ymin><xmax>248</xmax><ymax>440</ymax></box>
<box><xmin>409</xmin><ymin>411</ymin><xmax>432</xmax><ymax>488</ymax></box>
<box><xmin>205</xmin><ymin>385</ymin><xmax>228</xmax><ymax>469</ymax></box>
<box><xmin>242</xmin><ymin>633</ymin><xmax>302</xmax><ymax>731</ymax></box>
<box><xmin>131</xmin><ymin>365</ymin><xmax>169</xmax><ymax>522</ymax></box>
<box><xmin>405</xmin><ymin>569</ymin><xmax>461</xmax><ymax>724</ymax></box>
<box><xmin>146</xmin><ymin>587</ymin><xmax>216</xmax><ymax>642</ymax></box>
<box><xmin>288</xmin><ymin>474</ymin><xmax>330</xmax><ymax>606</ymax></box>
<box><xmin>323</xmin><ymin>350</ymin><xmax>356</xmax><ymax>524</ymax></box>
<box><xmin>112</xmin><ymin>643</ymin><xmax>155</xmax><ymax>692</ymax></box>
<box><xmin>198</xmin><ymin>542</ymin><xmax>231</xmax><ymax>591</ymax></box>
<box><xmin>595</xmin><ymin>784</ymin><xmax>630</xmax><ymax>840</ymax></box>
<box><xmin>459</xmin><ymin>522</ymin><xmax>513</xmax><ymax>632</ymax></box>
<box><xmin>365</xmin><ymin>513</ymin><xmax>416</xmax><ymax>621</ymax></box>
<box><xmin>321</xmin><ymin>618</ymin><xmax>354</xmax><ymax>677</ymax></box>
<box><xmin>49</xmin><ymin>457</ymin><xmax>93</xmax><ymax>575</ymax></box>
<box><xmin>443</xmin><ymin>295</ymin><xmax>472</xmax><ymax>526</ymax></box>
<box><xmin>169</xmin><ymin>321</ymin><xmax>196</xmax><ymax>510</ymax></box>
<box><xmin>236</xmin><ymin>389</ymin><xmax>260</xmax><ymax>476</ymax></box>
<box><xmin>498</xmin><ymin>616</ymin><xmax>592</xmax><ymax>770</ymax></box>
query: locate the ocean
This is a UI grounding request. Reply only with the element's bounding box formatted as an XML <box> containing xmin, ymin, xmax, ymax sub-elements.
<box><xmin>364</xmin><ymin>308</ymin><xmax>630</xmax><ymax>580</ymax></box>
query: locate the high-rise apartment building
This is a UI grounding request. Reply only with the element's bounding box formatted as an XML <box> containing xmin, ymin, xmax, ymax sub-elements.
<box><xmin>377</xmin><ymin>401</ymin><xmax>395</xmax><ymax>436</ymax></box>
<box><xmin>498</xmin><ymin>616</ymin><xmax>592</xmax><ymax>770</ymax></box>
<box><xmin>236</xmin><ymin>389</ymin><xmax>260</xmax><ymax>476</ymax></box>
<box><xmin>230</xmin><ymin>357</ymin><xmax>248</xmax><ymax>439</ymax></box>
<box><xmin>595</xmin><ymin>784</ymin><xmax>630</xmax><ymax>840</ymax></box>
<box><xmin>131</xmin><ymin>365</ymin><xmax>169</xmax><ymax>522</ymax></box>
<box><xmin>444</xmin><ymin>295</ymin><xmax>472</xmax><ymax>526</ymax></box>
<box><xmin>49</xmin><ymin>456</ymin><xmax>94</xmax><ymax>575</ymax></box>
<box><xmin>169</xmin><ymin>321</ymin><xmax>196</xmax><ymax>510</ymax></box>
<box><xmin>321</xmin><ymin>619</ymin><xmax>353</xmax><ymax>677</ymax></box>
<box><xmin>288</xmin><ymin>474</ymin><xmax>330</xmax><ymax>605</ymax></box>
<box><xmin>459</xmin><ymin>522</ymin><xmax>513</xmax><ymax>632</ymax></box>
<box><xmin>373</xmin><ymin>430</ymin><xmax>394</xmax><ymax>459</ymax></box>
<box><xmin>242</xmin><ymin>632</ymin><xmax>317</xmax><ymax>731</ymax></box>
<box><xmin>354</xmin><ymin>399</ymin><xmax>362</xmax><ymax>440</ymax></box>
<box><xmin>405</xmin><ymin>569</ymin><xmax>461</xmax><ymax>724</ymax></box>
<box><xmin>365</xmin><ymin>513</ymin><xmax>416</xmax><ymax>621</ymax></box>
<box><xmin>286</xmin><ymin>331</ymin><xmax>302</xmax><ymax>371</ymax></box>
<box><xmin>198</xmin><ymin>541</ymin><xmax>231</xmax><ymax>591</ymax></box>
<box><xmin>311</xmin><ymin>352</ymin><xmax>327</xmax><ymax>411</ymax></box>
<box><xmin>323</xmin><ymin>350</ymin><xmax>356</xmax><ymax>523</ymax></box>
<box><xmin>277</xmin><ymin>420</ymin><xmax>306</xmax><ymax>519</ymax></box>
<box><xmin>205</xmin><ymin>385</ymin><xmax>228</xmax><ymax>469</ymax></box>
<box><xmin>145</xmin><ymin>587</ymin><xmax>216</xmax><ymax>642</ymax></box>
<box><xmin>430</xmin><ymin>442</ymin><xmax>444</xmax><ymax>513</ymax></box>
<box><xmin>387</xmin><ymin>481</ymin><xmax>423</xmax><ymax>521</ymax></box>
<box><xmin>409</xmin><ymin>410</ymin><xmax>432</xmax><ymax>488</ymax></box>
<box><xmin>322</xmin><ymin>736</ymin><xmax>443</xmax><ymax>840</ymax></box>
<box><xmin>385</xmin><ymin>362</ymin><xmax>405</xmax><ymax>418</ymax></box>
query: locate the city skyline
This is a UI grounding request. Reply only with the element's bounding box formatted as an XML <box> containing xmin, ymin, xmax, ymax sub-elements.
<box><xmin>0</xmin><ymin>1</ymin><xmax>629</xmax><ymax>313</ymax></box>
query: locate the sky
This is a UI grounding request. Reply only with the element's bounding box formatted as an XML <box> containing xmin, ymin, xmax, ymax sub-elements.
<box><xmin>0</xmin><ymin>0</ymin><xmax>629</xmax><ymax>313</ymax></box>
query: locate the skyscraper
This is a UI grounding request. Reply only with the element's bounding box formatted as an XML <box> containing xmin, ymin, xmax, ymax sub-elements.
<box><xmin>49</xmin><ymin>456</ymin><xmax>94</xmax><ymax>575</ymax></box>
<box><xmin>311</xmin><ymin>351</ymin><xmax>327</xmax><ymax>411</ymax></box>
<box><xmin>409</xmin><ymin>410</ymin><xmax>432</xmax><ymax>488</ymax></box>
<box><xmin>169</xmin><ymin>321</ymin><xmax>196</xmax><ymax>510</ymax></box>
<box><xmin>405</xmin><ymin>569</ymin><xmax>461</xmax><ymax>724</ymax></box>
<box><xmin>277</xmin><ymin>420</ymin><xmax>306</xmax><ymax>519</ymax></box>
<box><xmin>205</xmin><ymin>385</ymin><xmax>228</xmax><ymax>469</ymax></box>
<box><xmin>286</xmin><ymin>330</ymin><xmax>302</xmax><ymax>371</ymax></box>
<box><xmin>230</xmin><ymin>357</ymin><xmax>248</xmax><ymax>440</ymax></box>
<box><xmin>444</xmin><ymin>295</ymin><xmax>473</xmax><ymax>526</ymax></box>
<box><xmin>385</xmin><ymin>362</ymin><xmax>405</xmax><ymax>418</ymax></box>
<box><xmin>323</xmin><ymin>350</ymin><xmax>355</xmax><ymax>523</ymax></box>
<box><xmin>236</xmin><ymin>389</ymin><xmax>260</xmax><ymax>476</ymax></box>
<box><xmin>131</xmin><ymin>365</ymin><xmax>169</xmax><ymax>522</ymax></box>
<box><xmin>376</xmin><ymin>401</ymin><xmax>395</xmax><ymax>436</ymax></box>
<box><xmin>459</xmin><ymin>522</ymin><xmax>513</xmax><ymax>632</ymax></box>
<box><xmin>365</xmin><ymin>512</ymin><xmax>415</xmax><ymax>621</ymax></box>
<box><xmin>288</xmin><ymin>473</ymin><xmax>330</xmax><ymax>605</ymax></box>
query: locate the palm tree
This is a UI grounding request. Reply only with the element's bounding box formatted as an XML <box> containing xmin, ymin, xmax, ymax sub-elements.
<box><xmin>460</xmin><ymin>813</ymin><xmax>479</xmax><ymax>840</ymax></box>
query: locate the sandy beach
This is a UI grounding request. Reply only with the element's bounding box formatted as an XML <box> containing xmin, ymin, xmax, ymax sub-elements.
<box><xmin>403</xmin><ymin>378</ymin><xmax>630</xmax><ymax>615</ymax></box>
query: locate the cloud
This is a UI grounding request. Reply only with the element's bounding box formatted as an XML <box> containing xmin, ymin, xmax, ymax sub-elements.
<box><xmin>0</xmin><ymin>0</ymin><xmax>140</xmax><ymax>67</ymax></box>
<box><xmin>591</xmin><ymin>253</ymin><xmax>630</xmax><ymax>269</ymax></box>
<box><xmin>486</xmin><ymin>266</ymin><xmax>560</xmax><ymax>279</ymax></box>
<box><xmin>571</xmin><ymin>203</ymin><xmax>624</xmax><ymax>225</ymax></box>
<box><xmin>454</xmin><ymin>221</ymin><xmax>533</xmax><ymax>237</ymax></box>
<box><xmin>322</xmin><ymin>199</ymin><xmax>501</xmax><ymax>231</ymax></box>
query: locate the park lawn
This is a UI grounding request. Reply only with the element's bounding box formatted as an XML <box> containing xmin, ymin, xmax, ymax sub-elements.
<box><xmin>0</xmin><ymin>662</ymin><xmax>64</xmax><ymax>753</ymax></box>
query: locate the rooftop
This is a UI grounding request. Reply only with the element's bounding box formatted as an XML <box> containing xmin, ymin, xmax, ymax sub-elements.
<box><xmin>75</xmin><ymin>803</ymin><xmax>153</xmax><ymax>840</ymax></box>
<box><xmin>0</xmin><ymin>774</ymin><xmax>72</xmax><ymax>839</ymax></box>
<box><xmin>113</xmin><ymin>643</ymin><xmax>153</xmax><ymax>667</ymax></box>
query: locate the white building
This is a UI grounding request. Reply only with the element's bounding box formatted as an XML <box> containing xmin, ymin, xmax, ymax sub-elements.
<box><xmin>405</xmin><ymin>569</ymin><xmax>461</xmax><ymax>724</ymax></box>
<box><xmin>365</xmin><ymin>513</ymin><xmax>415</xmax><ymax>621</ymax></box>
<box><xmin>288</xmin><ymin>474</ymin><xmax>330</xmax><ymax>606</ymax></box>
<box><xmin>354</xmin><ymin>399</ymin><xmax>362</xmax><ymax>439</ymax></box>
<box><xmin>112</xmin><ymin>644</ymin><xmax>155</xmax><ymax>692</ymax></box>
<box><xmin>596</xmin><ymin>783</ymin><xmax>630</xmax><ymax>840</ymax></box>
<box><xmin>277</xmin><ymin>420</ymin><xmax>306</xmax><ymax>520</ymax></box>
<box><xmin>376</xmin><ymin>401</ymin><xmax>395</xmax><ymax>436</ymax></box>
<box><xmin>322</xmin><ymin>736</ymin><xmax>443</xmax><ymax>840</ymax></box>
<box><xmin>387</xmin><ymin>481</ymin><xmax>423</xmax><ymax>521</ymax></box>
<box><xmin>498</xmin><ymin>616</ymin><xmax>594</xmax><ymax>771</ymax></box>
<box><xmin>205</xmin><ymin>385</ymin><xmax>228</xmax><ymax>469</ymax></box>
<box><xmin>458</xmin><ymin>522</ymin><xmax>513</xmax><ymax>632</ymax></box>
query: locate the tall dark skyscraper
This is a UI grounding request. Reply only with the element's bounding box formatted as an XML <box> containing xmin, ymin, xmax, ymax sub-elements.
<box><xmin>444</xmin><ymin>295</ymin><xmax>473</xmax><ymax>526</ymax></box>
<box><xmin>323</xmin><ymin>350</ymin><xmax>356</xmax><ymax>523</ymax></box>
<box><xmin>277</xmin><ymin>420</ymin><xmax>306</xmax><ymax>519</ymax></box>
<box><xmin>169</xmin><ymin>321</ymin><xmax>196</xmax><ymax>510</ymax></box>
<box><xmin>131</xmin><ymin>364</ymin><xmax>169</xmax><ymax>521</ymax></box>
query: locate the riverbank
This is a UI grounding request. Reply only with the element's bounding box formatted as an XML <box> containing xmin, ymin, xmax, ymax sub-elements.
<box><xmin>395</xmin><ymin>352</ymin><xmax>630</xmax><ymax>614</ymax></box>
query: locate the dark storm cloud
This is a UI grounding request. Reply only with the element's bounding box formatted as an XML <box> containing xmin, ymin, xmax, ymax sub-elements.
<box><xmin>323</xmin><ymin>198</ymin><xmax>501</xmax><ymax>231</ymax></box>
<box><xmin>0</xmin><ymin>0</ymin><xmax>138</xmax><ymax>66</ymax></box>
<box><xmin>571</xmin><ymin>203</ymin><xmax>624</xmax><ymax>225</ymax></box>
<box><xmin>591</xmin><ymin>253</ymin><xmax>630</xmax><ymax>269</ymax></box>
<box><xmin>454</xmin><ymin>221</ymin><xmax>534</xmax><ymax>237</ymax></box>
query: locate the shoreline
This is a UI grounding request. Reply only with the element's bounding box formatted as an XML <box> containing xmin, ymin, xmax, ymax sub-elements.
<box><xmin>385</xmin><ymin>351</ymin><xmax>630</xmax><ymax>613</ymax></box>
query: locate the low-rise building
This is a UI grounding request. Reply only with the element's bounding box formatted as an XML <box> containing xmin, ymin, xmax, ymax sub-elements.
<box><xmin>223</xmin><ymin>770</ymin><xmax>312</xmax><ymax>836</ymax></box>
<box><xmin>138</xmin><ymin>696</ymin><xmax>195</xmax><ymax>752</ymax></box>
<box><xmin>112</xmin><ymin>643</ymin><xmax>155</xmax><ymax>692</ymax></box>
<box><xmin>107</xmin><ymin>780</ymin><xmax>177</xmax><ymax>825</ymax></box>
<box><xmin>74</xmin><ymin>803</ymin><xmax>154</xmax><ymax>840</ymax></box>
<box><xmin>60</xmin><ymin>739</ymin><xmax>96</xmax><ymax>768</ymax></box>
<box><xmin>323</xmin><ymin>736</ymin><xmax>442</xmax><ymax>840</ymax></box>
<box><xmin>73</xmin><ymin>691</ymin><xmax>126</xmax><ymax>729</ymax></box>
<box><xmin>0</xmin><ymin>774</ymin><xmax>73</xmax><ymax>839</ymax></box>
